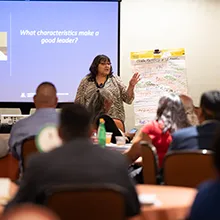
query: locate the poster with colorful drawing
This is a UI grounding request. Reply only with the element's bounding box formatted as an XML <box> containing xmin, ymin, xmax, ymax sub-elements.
<box><xmin>130</xmin><ymin>48</ymin><xmax>188</xmax><ymax>126</ymax></box>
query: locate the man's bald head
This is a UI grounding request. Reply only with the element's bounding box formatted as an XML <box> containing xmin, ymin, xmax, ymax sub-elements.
<box><xmin>34</xmin><ymin>82</ymin><xmax>58</xmax><ymax>109</ymax></box>
<box><xmin>2</xmin><ymin>204</ymin><xmax>60</xmax><ymax>220</ymax></box>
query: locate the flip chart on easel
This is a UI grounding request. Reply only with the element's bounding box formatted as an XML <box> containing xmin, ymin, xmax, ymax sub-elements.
<box><xmin>130</xmin><ymin>48</ymin><xmax>188</xmax><ymax>126</ymax></box>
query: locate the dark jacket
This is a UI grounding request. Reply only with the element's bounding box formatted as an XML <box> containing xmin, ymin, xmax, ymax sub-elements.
<box><xmin>6</xmin><ymin>138</ymin><xmax>140</xmax><ymax>217</ymax></box>
<box><xmin>169</xmin><ymin>121</ymin><xmax>220</xmax><ymax>151</ymax></box>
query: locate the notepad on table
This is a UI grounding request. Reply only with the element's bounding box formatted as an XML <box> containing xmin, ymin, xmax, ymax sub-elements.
<box><xmin>138</xmin><ymin>194</ymin><xmax>158</xmax><ymax>206</ymax></box>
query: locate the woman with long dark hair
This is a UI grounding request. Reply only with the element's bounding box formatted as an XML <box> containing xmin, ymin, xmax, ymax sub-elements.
<box><xmin>75</xmin><ymin>54</ymin><xmax>140</xmax><ymax>125</ymax></box>
<box><xmin>125</xmin><ymin>94</ymin><xmax>190</xmax><ymax>168</ymax></box>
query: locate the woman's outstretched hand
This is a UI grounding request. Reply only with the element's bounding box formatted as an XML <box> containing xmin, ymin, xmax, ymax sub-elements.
<box><xmin>129</xmin><ymin>72</ymin><xmax>141</xmax><ymax>87</ymax></box>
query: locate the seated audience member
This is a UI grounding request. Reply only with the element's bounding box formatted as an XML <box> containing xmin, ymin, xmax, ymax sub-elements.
<box><xmin>2</xmin><ymin>204</ymin><xmax>60</xmax><ymax>220</ymax></box>
<box><xmin>8</xmin><ymin>82</ymin><xmax>59</xmax><ymax>166</ymax></box>
<box><xmin>5</xmin><ymin>104</ymin><xmax>140</xmax><ymax>219</ymax></box>
<box><xmin>87</xmin><ymin>88</ymin><xmax>134</xmax><ymax>143</ymax></box>
<box><xmin>179</xmin><ymin>94</ymin><xmax>199</xmax><ymax>126</ymax></box>
<box><xmin>169</xmin><ymin>90</ymin><xmax>220</xmax><ymax>151</ymax></box>
<box><xmin>125</xmin><ymin>94</ymin><xmax>190</xmax><ymax>168</ymax></box>
<box><xmin>188</xmin><ymin>132</ymin><xmax>220</xmax><ymax>220</ymax></box>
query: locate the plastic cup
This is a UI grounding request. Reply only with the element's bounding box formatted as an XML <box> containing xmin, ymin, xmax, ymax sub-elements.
<box><xmin>115</xmin><ymin>136</ymin><xmax>126</xmax><ymax>146</ymax></box>
<box><xmin>91</xmin><ymin>131</ymin><xmax>98</xmax><ymax>144</ymax></box>
<box><xmin>106</xmin><ymin>132</ymin><xmax>113</xmax><ymax>144</ymax></box>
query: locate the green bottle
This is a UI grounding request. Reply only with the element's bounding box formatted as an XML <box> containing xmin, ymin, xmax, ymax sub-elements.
<box><xmin>97</xmin><ymin>118</ymin><xmax>106</xmax><ymax>148</ymax></box>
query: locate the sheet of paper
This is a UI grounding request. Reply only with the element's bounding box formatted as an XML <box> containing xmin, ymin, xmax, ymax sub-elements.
<box><xmin>130</xmin><ymin>48</ymin><xmax>187</xmax><ymax>126</ymax></box>
<box><xmin>138</xmin><ymin>193</ymin><xmax>161</xmax><ymax>206</ymax></box>
<box><xmin>0</xmin><ymin>178</ymin><xmax>10</xmax><ymax>205</ymax></box>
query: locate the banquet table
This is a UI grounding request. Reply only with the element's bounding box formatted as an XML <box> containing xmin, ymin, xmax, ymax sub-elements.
<box><xmin>137</xmin><ymin>184</ymin><xmax>197</xmax><ymax>220</ymax></box>
<box><xmin>0</xmin><ymin>183</ymin><xmax>197</xmax><ymax>220</ymax></box>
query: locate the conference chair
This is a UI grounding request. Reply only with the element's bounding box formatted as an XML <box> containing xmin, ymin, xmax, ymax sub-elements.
<box><xmin>113</xmin><ymin>119</ymin><xmax>125</xmax><ymax>132</ymax></box>
<box><xmin>43</xmin><ymin>184</ymin><xmax>126</xmax><ymax>220</ymax></box>
<box><xmin>21</xmin><ymin>136</ymin><xmax>39</xmax><ymax>171</ymax></box>
<box><xmin>141</xmin><ymin>141</ymin><xmax>159</xmax><ymax>184</ymax></box>
<box><xmin>0</xmin><ymin>154</ymin><xmax>19</xmax><ymax>181</ymax></box>
<box><xmin>163</xmin><ymin>150</ymin><xmax>216</xmax><ymax>188</ymax></box>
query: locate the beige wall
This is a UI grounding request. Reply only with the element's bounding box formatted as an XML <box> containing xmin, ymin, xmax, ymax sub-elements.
<box><xmin>120</xmin><ymin>0</ymin><xmax>220</xmax><ymax>130</ymax></box>
<box><xmin>0</xmin><ymin>32</ymin><xmax>7</xmax><ymax>47</ymax></box>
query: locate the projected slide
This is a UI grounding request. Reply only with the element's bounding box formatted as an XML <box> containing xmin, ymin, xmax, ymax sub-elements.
<box><xmin>0</xmin><ymin>1</ymin><xmax>118</xmax><ymax>102</ymax></box>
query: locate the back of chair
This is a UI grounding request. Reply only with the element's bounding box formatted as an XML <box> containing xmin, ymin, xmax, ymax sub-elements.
<box><xmin>163</xmin><ymin>150</ymin><xmax>216</xmax><ymax>188</ymax></box>
<box><xmin>113</xmin><ymin>119</ymin><xmax>125</xmax><ymax>132</ymax></box>
<box><xmin>0</xmin><ymin>154</ymin><xmax>19</xmax><ymax>181</ymax></box>
<box><xmin>141</xmin><ymin>141</ymin><xmax>159</xmax><ymax>184</ymax></box>
<box><xmin>21</xmin><ymin>137</ymin><xmax>38</xmax><ymax>170</ymax></box>
<box><xmin>44</xmin><ymin>184</ymin><xmax>126</xmax><ymax>220</ymax></box>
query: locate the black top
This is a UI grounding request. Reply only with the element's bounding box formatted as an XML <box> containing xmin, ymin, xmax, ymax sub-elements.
<box><xmin>96</xmin><ymin>114</ymin><xmax>122</xmax><ymax>144</ymax></box>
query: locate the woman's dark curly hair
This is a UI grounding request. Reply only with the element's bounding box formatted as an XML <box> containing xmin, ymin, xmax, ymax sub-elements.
<box><xmin>87</xmin><ymin>55</ymin><xmax>113</xmax><ymax>80</ymax></box>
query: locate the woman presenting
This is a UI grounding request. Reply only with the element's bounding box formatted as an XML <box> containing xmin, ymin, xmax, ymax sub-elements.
<box><xmin>75</xmin><ymin>54</ymin><xmax>140</xmax><ymax>123</ymax></box>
